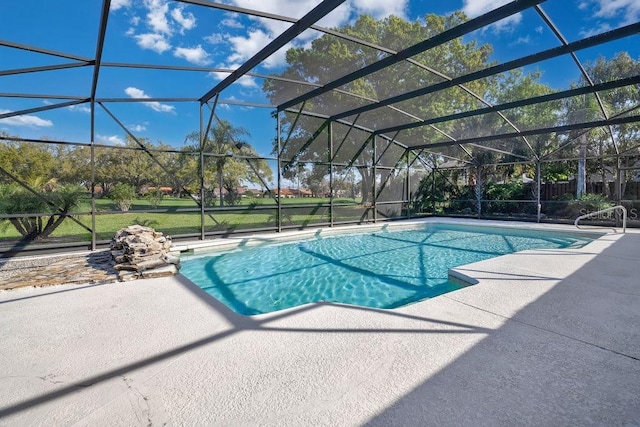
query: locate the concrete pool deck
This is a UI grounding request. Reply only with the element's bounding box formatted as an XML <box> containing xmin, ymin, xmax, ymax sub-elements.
<box><xmin>1</xmin><ymin>219</ymin><xmax>639</xmax><ymax>425</ymax></box>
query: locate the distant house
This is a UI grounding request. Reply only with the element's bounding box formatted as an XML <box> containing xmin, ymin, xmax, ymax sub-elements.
<box><xmin>293</xmin><ymin>188</ymin><xmax>313</xmax><ymax>197</ymax></box>
<box><xmin>143</xmin><ymin>186</ymin><xmax>173</xmax><ymax>195</ymax></box>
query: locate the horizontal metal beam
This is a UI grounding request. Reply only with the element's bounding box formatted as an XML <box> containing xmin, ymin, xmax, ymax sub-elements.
<box><xmin>409</xmin><ymin>115</ymin><xmax>640</xmax><ymax>150</ymax></box>
<box><xmin>332</xmin><ymin>22</ymin><xmax>640</xmax><ymax>122</ymax></box>
<box><xmin>278</xmin><ymin>0</ymin><xmax>545</xmax><ymax>111</ymax></box>
<box><xmin>0</xmin><ymin>39</ymin><xmax>93</xmax><ymax>62</ymax></box>
<box><xmin>0</xmin><ymin>99</ymin><xmax>89</xmax><ymax>120</ymax></box>
<box><xmin>376</xmin><ymin>74</ymin><xmax>640</xmax><ymax>135</ymax></box>
<box><xmin>96</xmin><ymin>97</ymin><xmax>197</xmax><ymax>103</ymax></box>
<box><xmin>94</xmin><ymin>97</ymin><xmax>274</xmax><ymax>108</ymax></box>
<box><xmin>0</xmin><ymin>62</ymin><xmax>91</xmax><ymax>77</ymax></box>
<box><xmin>199</xmin><ymin>0</ymin><xmax>346</xmax><ymax>104</ymax></box>
<box><xmin>0</xmin><ymin>93</ymin><xmax>86</xmax><ymax>100</ymax></box>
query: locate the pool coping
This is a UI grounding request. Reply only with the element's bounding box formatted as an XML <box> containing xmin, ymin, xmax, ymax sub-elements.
<box><xmin>172</xmin><ymin>217</ymin><xmax>611</xmax><ymax>255</ymax></box>
<box><xmin>173</xmin><ymin>217</ymin><xmax>614</xmax><ymax>290</ymax></box>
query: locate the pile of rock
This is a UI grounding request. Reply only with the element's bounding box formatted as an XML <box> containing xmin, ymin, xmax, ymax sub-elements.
<box><xmin>110</xmin><ymin>225</ymin><xmax>180</xmax><ymax>281</ymax></box>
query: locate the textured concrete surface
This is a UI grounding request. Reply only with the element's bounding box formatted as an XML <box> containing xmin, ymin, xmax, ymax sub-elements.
<box><xmin>0</xmin><ymin>220</ymin><xmax>639</xmax><ymax>426</ymax></box>
<box><xmin>0</xmin><ymin>251</ymin><xmax>118</xmax><ymax>290</ymax></box>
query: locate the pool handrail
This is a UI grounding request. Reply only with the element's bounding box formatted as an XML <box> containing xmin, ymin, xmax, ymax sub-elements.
<box><xmin>574</xmin><ymin>205</ymin><xmax>627</xmax><ymax>234</ymax></box>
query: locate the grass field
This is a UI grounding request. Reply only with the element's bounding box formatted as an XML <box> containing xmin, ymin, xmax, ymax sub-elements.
<box><xmin>0</xmin><ymin>196</ymin><xmax>375</xmax><ymax>246</ymax></box>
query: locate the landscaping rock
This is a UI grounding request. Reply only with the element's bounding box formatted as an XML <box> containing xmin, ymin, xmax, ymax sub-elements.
<box><xmin>110</xmin><ymin>225</ymin><xmax>180</xmax><ymax>281</ymax></box>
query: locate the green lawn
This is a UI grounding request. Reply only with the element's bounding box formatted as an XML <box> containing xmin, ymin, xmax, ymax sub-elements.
<box><xmin>0</xmin><ymin>196</ymin><xmax>370</xmax><ymax>245</ymax></box>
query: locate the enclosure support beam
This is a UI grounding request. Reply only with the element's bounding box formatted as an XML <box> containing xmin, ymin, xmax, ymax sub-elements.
<box><xmin>337</xmin><ymin>22</ymin><xmax>638</xmax><ymax>123</ymax></box>
<box><xmin>329</xmin><ymin>121</ymin><xmax>334</xmax><ymax>227</ymax></box>
<box><xmin>90</xmin><ymin>105</ymin><xmax>96</xmax><ymax>250</ymax></box>
<box><xmin>203</xmin><ymin>94</ymin><xmax>220</xmax><ymax>144</ymax></box>
<box><xmin>88</xmin><ymin>0</ymin><xmax>111</xmax><ymax>250</ymax></box>
<box><xmin>406</xmin><ymin>150</ymin><xmax>411</xmax><ymax>220</ymax></box>
<box><xmin>280</xmin><ymin>101</ymin><xmax>306</xmax><ymax>157</ymax></box>
<box><xmin>432</xmin><ymin>161</ymin><xmax>437</xmax><ymax>216</ymax></box>
<box><xmin>376</xmin><ymin>74</ymin><xmax>640</xmax><ymax>136</ymax></box>
<box><xmin>200</xmin><ymin>0</ymin><xmax>347</xmax><ymax>104</ymax></box>
<box><xmin>536</xmin><ymin>161</ymin><xmax>542</xmax><ymax>223</ymax></box>
<box><xmin>409</xmin><ymin>114</ymin><xmax>640</xmax><ymax>150</ymax></box>
<box><xmin>534</xmin><ymin>4</ymin><xmax>619</xmax><ymax>156</ymax></box>
<box><xmin>332</xmin><ymin>113</ymin><xmax>360</xmax><ymax>163</ymax></box>
<box><xmin>277</xmin><ymin>113</ymin><xmax>282</xmax><ymax>233</ymax></box>
<box><xmin>373</xmin><ymin>135</ymin><xmax>377</xmax><ymax>223</ymax></box>
<box><xmin>0</xmin><ymin>99</ymin><xmax>87</xmax><ymax>121</ymax></box>
<box><xmin>199</xmin><ymin>104</ymin><xmax>206</xmax><ymax>240</ymax></box>
<box><xmin>279</xmin><ymin>0</ymin><xmax>544</xmax><ymax>111</ymax></box>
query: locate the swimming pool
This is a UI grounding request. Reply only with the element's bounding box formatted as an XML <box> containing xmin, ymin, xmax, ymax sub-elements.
<box><xmin>180</xmin><ymin>223</ymin><xmax>601</xmax><ymax>315</ymax></box>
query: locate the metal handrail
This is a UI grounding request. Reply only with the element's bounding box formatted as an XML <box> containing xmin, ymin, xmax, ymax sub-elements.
<box><xmin>574</xmin><ymin>205</ymin><xmax>627</xmax><ymax>233</ymax></box>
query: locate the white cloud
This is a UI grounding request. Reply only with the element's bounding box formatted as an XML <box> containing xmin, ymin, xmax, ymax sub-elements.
<box><xmin>144</xmin><ymin>0</ymin><xmax>172</xmax><ymax>35</ymax></box>
<box><xmin>590</xmin><ymin>0</ymin><xmax>640</xmax><ymax>25</ymax></box>
<box><xmin>226</xmin><ymin>29</ymin><xmax>274</xmax><ymax>65</ymax></box>
<box><xmin>579</xmin><ymin>22</ymin><xmax>613</xmax><ymax>37</ymax></box>
<box><xmin>135</xmin><ymin>33</ymin><xmax>171</xmax><ymax>53</ymax></box>
<box><xmin>128</xmin><ymin>1</ymin><xmax>200</xmax><ymax>56</ymax></box>
<box><xmin>129</xmin><ymin>123</ymin><xmax>147</xmax><ymax>132</ymax></box>
<box><xmin>218</xmin><ymin>0</ymin><xmax>409</xmax><ymax>70</ymax></box>
<box><xmin>204</xmin><ymin>33</ymin><xmax>225</xmax><ymax>45</ymax></box>
<box><xmin>351</xmin><ymin>0</ymin><xmax>407</xmax><ymax>19</ymax></box>
<box><xmin>124</xmin><ymin>87</ymin><xmax>176</xmax><ymax>113</ymax></box>
<box><xmin>0</xmin><ymin>109</ymin><xmax>53</xmax><ymax>127</ymax></box>
<box><xmin>97</xmin><ymin>134</ymin><xmax>125</xmax><ymax>145</ymax></box>
<box><xmin>462</xmin><ymin>0</ymin><xmax>522</xmax><ymax>32</ymax></box>
<box><xmin>110</xmin><ymin>0</ymin><xmax>131</xmax><ymax>12</ymax></box>
<box><xmin>209</xmin><ymin>71</ymin><xmax>258</xmax><ymax>88</ymax></box>
<box><xmin>67</xmin><ymin>104</ymin><xmax>92</xmax><ymax>114</ymax></box>
<box><xmin>221</xmin><ymin>17</ymin><xmax>244</xmax><ymax>29</ymax></box>
<box><xmin>509</xmin><ymin>35</ymin><xmax>530</xmax><ymax>46</ymax></box>
<box><xmin>171</xmin><ymin>6</ymin><xmax>196</xmax><ymax>33</ymax></box>
<box><xmin>174</xmin><ymin>45</ymin><xmax>211</xmax><ymax>65</ymax></box>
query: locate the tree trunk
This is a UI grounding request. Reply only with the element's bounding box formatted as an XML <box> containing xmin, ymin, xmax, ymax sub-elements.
<box><xmin>577</xmin><ymin>133</ymin><xmax>586</xmax><ymax>198</ymax></box>
<box><xmin>218</xmin><ymin>168</ymin><xmax>224</xmax><ymax>207</ymax></box>
<box><xmin>358</xmin><ymin>166</ymin><xmax>372</xmax><ymax>204</ymax></box>
<box><xmin>474</xmin><ymin>167</ymin><xmax>484</xmax><ymax>217</ymax></box>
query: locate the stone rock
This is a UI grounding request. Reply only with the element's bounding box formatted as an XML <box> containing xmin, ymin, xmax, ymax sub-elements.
<box><xmin>110</xmin><ymin>225</ymin><xmax>180</xmax><ymax>282</ymax></box>
<box><xmin>141</xmin><ymin>264</ymin><xmax>179</xmax><ymax>279</ymax></box>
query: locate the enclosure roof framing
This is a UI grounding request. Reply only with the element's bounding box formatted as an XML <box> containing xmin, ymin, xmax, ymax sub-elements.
<box><xmin>410</xmin><ymin>114</ymin><xmax>640</xmax><ymax>150</ymax></box>
<box><xmin>277</xmin><ymin>0</ymin><xmax>545</xmax><ymax>111</ymax></box>
<box><xmin>198</xmin><ymin>0</ymin><xmax>347</xmax><ymax>104</ymax></box>
<box><xmin>1</xmin><ymin>0</ymin><xmax>639</xmax><ymax>169</ymax></box>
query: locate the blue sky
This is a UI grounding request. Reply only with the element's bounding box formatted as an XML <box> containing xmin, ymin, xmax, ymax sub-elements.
<box><xmin>0</xmin><ymin>0</ymin><xmax>638</xmax><ymax>157</ymax></box>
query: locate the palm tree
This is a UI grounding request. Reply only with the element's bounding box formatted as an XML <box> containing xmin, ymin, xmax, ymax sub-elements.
<box><xmin>187</xmin><ymin>120</ymin><xmax>272</xmax><ymax>207</ymax></box>
<box><xmin>0</xmin><ymin>177</ymin><xmax>84</xmax><ymax>241</ymax></box>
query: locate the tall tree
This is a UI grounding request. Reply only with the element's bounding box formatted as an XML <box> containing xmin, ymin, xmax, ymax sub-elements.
<box><xmin>186</xmin><ymin>120</ymin><xmax>273</xmax><ymax>206</ymax></box>
<box><xmin>581</xmin><ymin>53</ymin><xmax>640</xmax><ymax>201</ymax></box>
<box><xmin>264</xmin><ymin>13</ymin><xmax>495</xmax><ymax>204</ymax></box>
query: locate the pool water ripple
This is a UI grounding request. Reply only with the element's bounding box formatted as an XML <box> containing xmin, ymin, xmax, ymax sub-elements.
<box><xmin>180</xmin><ymin>224</ymin><xmax>599</xmax><ymax>315</ymax></box>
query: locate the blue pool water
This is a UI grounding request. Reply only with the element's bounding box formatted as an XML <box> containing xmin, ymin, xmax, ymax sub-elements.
<box><xmin>180</xmin><ymin>224</ymin><xmax>599</xmax><ymax>315</ymax></box>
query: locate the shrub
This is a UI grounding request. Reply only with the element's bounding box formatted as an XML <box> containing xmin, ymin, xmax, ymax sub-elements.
<box><xmin>0</xmin><ymin>183</ymin><xmax>84</xmax><ymax>241</ymax></box>
<box><xmin>109</xmin><ymin>183</ymin><xmax>136</xmax><ymax>212</ymax></box>
<box><xmin>144</xmin><ymin>188</ymin><xmax>164</xmax><ymax>209</ymax></box>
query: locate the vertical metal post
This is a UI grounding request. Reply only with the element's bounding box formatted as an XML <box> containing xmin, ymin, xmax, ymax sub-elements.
<box><xmin>432</xmin><ymin>162</ymin><xmax>437</xmax><ymax>215</ymax></box>
<box><xmin>329</xmin><ymin>121</ymin><xmax>334</xmax><ymax>227</ymax></box>
<box><xmin>199</xmin><ymin>104</ymin><xmax>205</xmax><ymax>240</ymax></box>
<box><xmin>406</xmin><ymin>150</ymin><xmax>411</xmax><ymax>219</ymax></box>
<box><xmin>616</xmin><ymin>156</ymin><xmax>622</xmax><ymax>228</ymax></box>
<box><xmin>373</xmin><ymin>135</ymin><xmax>377</xmax><ymax>223</ymax></box>
<box><xmin>90</xmin><ymin>103</ymin><xmax>96</xmax><ymax>251</ymax></box>
<box><xmin>536</xmin><ymin>161</ymin><xmax>542</xmax><ymax>223</ymax></box>
<box><xmin>277</xmin><ymin>112</ymin><xmax>282</xmax><ymax>232</ymax></box>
